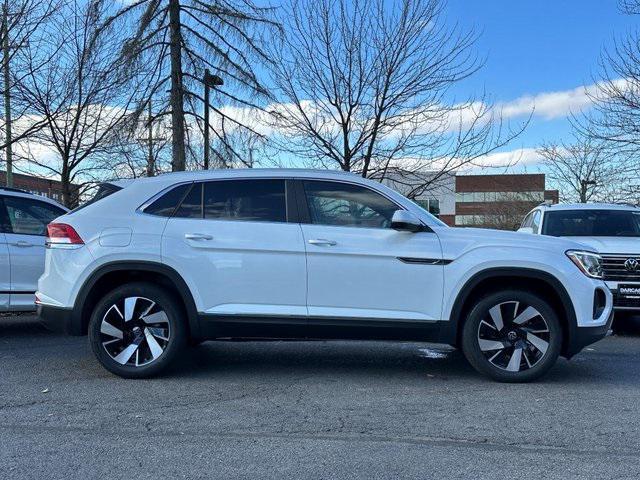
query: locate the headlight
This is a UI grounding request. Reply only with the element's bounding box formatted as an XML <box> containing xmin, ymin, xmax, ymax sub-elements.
<box><xmin>566</xmin><ymin>250</ymin><xmax>603</xmax><ymax>279</ymax></box>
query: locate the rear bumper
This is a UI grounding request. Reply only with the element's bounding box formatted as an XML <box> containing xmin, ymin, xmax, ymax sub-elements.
<box><xmin>37</xmin><ymin>304</ymin><xmax>78</xmax><ymax>335</ymax></box>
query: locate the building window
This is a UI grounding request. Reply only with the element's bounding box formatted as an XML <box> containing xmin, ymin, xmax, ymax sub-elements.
<box><xmin>455</xmin><ymin>214</ymin><xmax>500</xmax><ymax>226</ymax></box>
<box><xmin>414</xmin><ymin>198</ymin><xmax>440</xmax><ymax>216</ymax></box>
<box><xmin>456</xmin><ymin>191</ymin><xmax>544</xmax><ymax>203</ymax></box>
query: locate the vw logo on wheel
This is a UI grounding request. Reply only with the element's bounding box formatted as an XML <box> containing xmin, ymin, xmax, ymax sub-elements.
<box><xmin>624</xmin><ymin>258</ymin><xmax>640</xmax><ymax>271</ymax></box>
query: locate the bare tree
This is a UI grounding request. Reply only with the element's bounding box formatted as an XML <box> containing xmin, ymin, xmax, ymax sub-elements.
<box><xmin>14</xmin><ymin>0</ymin><xmax>142</xmax><ymax>206</ymax></box>
<box><xmin>208</xmin><ymin>117</ymin><xmax>274</xmax><ymax>168</ymax></box>
<box><xmin>480</xmin><ymin>192</ymin><xmax>549</xmax><ymax>231</ymax></box>
<box><xmin>267</xmin><ymin>0</ymin><xmax>526</xmax><ymax>188</ymax></box>
<box><xmin>576</xmin><ymin>0</ymin><xmax>640</xmax><ymax>183</ymax></box>
<box><xmin>0</xmin><ymin>0</ymin><xmax>59</xmax><ymax>185</ymax></box>
<box><xmin>619</xmin><ymin>0</ymin><xmax>640</xmax><ymax>14</ymax></box>
<box><xmin>103</xmin><ymin>108</ymin><xmax>172</xmax><ymax>179</ymax></box>
<box><xmin>100</xmin><ymin>0</ymin><xmax>279</xmax><ymax>173</ymax></box>
<box><xmin>537</xmin><ymin>137</ymin><xmax>625</xmax><ymax>203</ymax></box>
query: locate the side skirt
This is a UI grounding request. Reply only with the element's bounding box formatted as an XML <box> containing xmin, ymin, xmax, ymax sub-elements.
<box><xmin>197</xmin><ymin>314</ymin><xmax>445</xmax><ymax>342</ymax></box>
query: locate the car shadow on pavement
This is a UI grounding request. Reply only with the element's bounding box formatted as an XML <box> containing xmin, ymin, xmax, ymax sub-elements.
<box><xmin>2</xmin><ymin>314</ymin><xmax>638</xmax><ymax>385</ymax></box>
<box><xmin>170</xmin><ymin>340</ymin><xmax>480</xmax><ymax>381</ymax></box>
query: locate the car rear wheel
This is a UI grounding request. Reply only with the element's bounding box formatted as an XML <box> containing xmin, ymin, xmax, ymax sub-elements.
<box><xmin>88</xmin><ymin>282</ymin><xmax>186</xmax><ymax>378</ymax></box>
<box><xmin>461</xmin><ymin>289</ymin><xmax>562</xmax><ymax>382</ymax></box>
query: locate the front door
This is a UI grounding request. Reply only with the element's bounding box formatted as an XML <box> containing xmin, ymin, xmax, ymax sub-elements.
<box><xmin>0</xmin><ymin>196</ymin><xmax>66</xmax><ymax>310</ymax></box>
<box><xmin>162</xmin><ymin>179</ymin><xmax>307</xmax><ymax>317</ymax></box>
<box><xmin>299</xmin><ymin>180</ymin><xmax>444</xmax><ymax>322</ymax></box>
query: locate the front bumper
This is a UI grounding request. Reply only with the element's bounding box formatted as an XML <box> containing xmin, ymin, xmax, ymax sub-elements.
<box><xmin>607</xmin><ymin>281</ymin><xmax>640</xmax><ymax>310</ymax></box>
<box><xmin>565</xmin><ymin>309</ymin><xmax>614</xmax><ymax>358</ymax></box>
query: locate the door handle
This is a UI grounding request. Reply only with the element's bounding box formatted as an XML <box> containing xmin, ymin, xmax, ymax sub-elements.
<box><xmin>308</xmin><ymin>239</ymin><xmax>337</xmax><ymax>246</ymax></box>
<box><xmin>11</xmin><ymin>241</ymin><xmax>35</xmax><ymax>248</ymax></box>
<box><xmin>184</xmin><ymin>233</ymin><xmax>213</xmax><ymax>241</ymax></box>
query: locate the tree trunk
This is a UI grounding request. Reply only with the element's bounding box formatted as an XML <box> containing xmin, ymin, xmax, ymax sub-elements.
<box><xmin>60</xmin><ymin>162</ymin><xmax>71</xmax><ymax>208</ymax></box>
<box><xmin>2</xmin><ymin>0</ymin><xmax>13</xmax><ymax>187</ymax></box>
<box><xmin>168</xmin><ymin>0</ymin><xmax>185</xmax><ymax>171</ymax></box>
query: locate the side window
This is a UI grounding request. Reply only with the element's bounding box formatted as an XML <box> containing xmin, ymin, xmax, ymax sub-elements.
<box><xmin>174</xmin><ymin>183</ymin><xmax>203</xmax><ymax>219</ymax></box>
<box><xmin>144</xmin><ymin>183</ymin><xmax>191</xmax><ymax>217</ymax></box>
<box><xmin>521</xmin><ymin>212</ymin><xmax>532</xmax><ymax>228</ymax></box>
<box><xmin>531</xmin><ymin>210</ymin><xmax>541</xmax><ymax>233</ymax></box>
<box><xmin>203</xmin><ymin>179</ymin><xmax>287</xmax><ymax>222</ymax></box>
<box><xmin>1</xmin><ymin>197</ymin><xmax>65</xmax><ymax>236</ymax></box>
<box><xmin>302</xmin><ymin>181</ymin><xmax>398</xmax><ymax>229</ymax></box>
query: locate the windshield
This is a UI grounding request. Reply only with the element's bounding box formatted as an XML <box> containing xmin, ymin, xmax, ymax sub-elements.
<box><xmin>72</xmin><ymin>183</ymin><xmax>122</xmax><ymax>212</ymax></box>
<box><xmin>542</xmin><ymin>209</ymin><xmax>640</xmax><ymax>237</ymax></box>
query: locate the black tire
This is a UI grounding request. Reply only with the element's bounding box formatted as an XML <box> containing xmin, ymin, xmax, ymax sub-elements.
<box><xmin>88</xmin><ymin>282</ymin><xmax>187</xmax><ymax>378</ymax></box>
<box><xmin>188</xmin><ymin>338</ymin><xmax>206</xmax><ymax>347</ymax></box>
<box><xmin>461</xmin><ymin>289</ymin><xmax>562</xmax><ymax>383</ymax></box>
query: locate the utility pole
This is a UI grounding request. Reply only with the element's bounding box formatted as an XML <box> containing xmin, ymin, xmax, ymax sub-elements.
<box><xmin>137</xmin><ymin>98</ymin><xmax>166</xmax><ymax>177</ymax></box>
<box><xmin>2</xmin><ymin>0</ymin><xmax>13</xmax><ymax>187</ymax></box>
<box><xmin>147</xmin><ymin>100</ymin><xmax>154</xmax><ymax>177</ymax></box>
<box><xmin>202</xmin><ymin>69</ymin><xmax>223</xmax><ymax>170</ymax></box>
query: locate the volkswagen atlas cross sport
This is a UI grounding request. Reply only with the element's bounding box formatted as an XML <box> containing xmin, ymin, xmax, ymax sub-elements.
<box><xmin>519</xmin><ymin>203</ymin><xmax>640</xmax><ymax>313</ymax></box>
<box><xmin>0</xmin><ymin>187</ymin><xmax>67</xmax><ymax>312</ymax></box>
<box><xmin>37</xmin><ymin>170</ymin><xmax>613</xmax><ymax>382</ymax></box>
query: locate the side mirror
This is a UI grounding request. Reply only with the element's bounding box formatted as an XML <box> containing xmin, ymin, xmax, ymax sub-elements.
<box><xmin>518</xmin><ymin>227</ymin><xmax>534</xmax><ymax>234</ymax></box>
<box><xmin>391</xmin><ymin>210</ymin><xmax>423</xmax><ymax>233</ymax></box>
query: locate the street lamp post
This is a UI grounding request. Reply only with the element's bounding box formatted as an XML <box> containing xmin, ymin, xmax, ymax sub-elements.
<box><xmin>203</xmin><ymin>69</ymin><xmax>223</xmax><ymax>170</ymax></box>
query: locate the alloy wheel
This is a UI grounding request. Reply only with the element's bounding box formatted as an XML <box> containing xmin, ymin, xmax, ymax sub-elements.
<box><xmin>99</xmin><ymin>296</ymin><xmax>170</xmax><ymax>367</ymax></box>
<box><xmin>477</xmin><ymin>300</ymin><xmax>551</xmax><ymax>372</ymax></box>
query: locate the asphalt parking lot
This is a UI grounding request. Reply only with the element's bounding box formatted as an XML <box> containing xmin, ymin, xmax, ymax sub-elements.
<box><xmin>1</xmin><ymin>315</ymin><xmax>640</xmax><ymax>479</ymax></box>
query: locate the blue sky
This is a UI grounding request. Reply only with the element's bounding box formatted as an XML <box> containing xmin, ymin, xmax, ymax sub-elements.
<box><xmin>441</xmin><ymin>0</ymin><xmax>637</xmax><ymax>171</ymax></box>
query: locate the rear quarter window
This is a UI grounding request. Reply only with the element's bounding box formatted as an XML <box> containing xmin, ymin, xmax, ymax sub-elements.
<box><xmin>73</xmin><ymin>183</ymin><xmax>123</xmax><ymax>212</ymax></box>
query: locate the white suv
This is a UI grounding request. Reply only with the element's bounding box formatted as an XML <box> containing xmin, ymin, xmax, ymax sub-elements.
<box><xmin>519</xmin><ymin>203</ymin><xmax>640</xmax><ymax>312</ymax></box>
<box><xmin>38</xmin><ymin>170</ymin><xmax>613</xmax><ymax>382</ymax></box>
<box><xmin>0</xmin><ymin>187</ymin><xmax>67</xmax><ymax>312</ymax></box>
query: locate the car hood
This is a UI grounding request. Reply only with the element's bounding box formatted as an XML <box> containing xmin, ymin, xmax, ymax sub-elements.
<box><xmin>435</xmin><ymin>226</ymin><xmax>587</xmax><ymax>258</ymax></box>
<box><xmin>559</xmin><ymin>236</ymin><xmax>640</xmax><ymax>255</ymax></box>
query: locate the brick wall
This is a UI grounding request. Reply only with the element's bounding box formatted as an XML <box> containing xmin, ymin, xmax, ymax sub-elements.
<box><xmin>0</xmin><ymin>171</ymin><xmax>70</xmax><ymax>204</ymax></box>
<box><xmin>456</xmin><ymin>173</ymin><xmax>545</xmax><ymax>192</ymax></box>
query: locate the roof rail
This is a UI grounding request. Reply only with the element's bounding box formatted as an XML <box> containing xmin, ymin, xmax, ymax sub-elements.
<box><xmin>0</xmin><ymin>186</ymin><xmax>28</xmax><ymax>194</ymax></box>
<box><xmin>537</xmin><ymin>199</ymin><xmax>555</xmax><ymax>207</ymax></box>
<box><xmin>615</xmin><ymin>202</ymin><xmax>639</xmax><ymax>208</ymax></box>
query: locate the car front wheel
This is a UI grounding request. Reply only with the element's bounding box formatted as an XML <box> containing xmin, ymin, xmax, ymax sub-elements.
<box><xmin>88</xmin><ymin>282</ymin><xmax>186</xmax><ymax>378</ymax></box>
<box><xmin>461</xmin><ymin>289</ymin><xmax>562</xmax><ymax>382</ymax></box>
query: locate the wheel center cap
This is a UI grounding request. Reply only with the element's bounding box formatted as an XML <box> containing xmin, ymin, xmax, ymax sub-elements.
<box><xmin>507</xmin><ymin>331</ymin><xmax>518</xmax><ymax>342</ymax></box>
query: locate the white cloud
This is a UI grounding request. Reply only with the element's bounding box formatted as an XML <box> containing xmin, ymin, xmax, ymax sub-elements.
<box><xmin>213</xmin><ymin>79</ymin><xmax>627</xmax><ymax>141</ymax></box>
<box><xmin>498</xmin><ymin>84</ymin><xmax>595</xmax><ymax>120</ymax></box>
<box><xmin>462</xmin><ymin>148</ymin><xmax>543</xmax><ymax>171</ymax></box>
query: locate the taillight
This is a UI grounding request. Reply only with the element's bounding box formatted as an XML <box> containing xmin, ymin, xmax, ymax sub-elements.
<box><xmin>46</xmin><ymin>223</ymin><xmax>84</xmax><ymax>245</ymax></box>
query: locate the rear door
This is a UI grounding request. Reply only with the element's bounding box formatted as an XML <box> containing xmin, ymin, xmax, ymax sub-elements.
<box><xmin>161</xmin><ymin>179</ymin><xmax>308</xmax><ymax>317</ymax></box>
<box><xmin>0</xmin><ymin>195</ymin><xmax>66</xmax><ymax>310</ymax></box>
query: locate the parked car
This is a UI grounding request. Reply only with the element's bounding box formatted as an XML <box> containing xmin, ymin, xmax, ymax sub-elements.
<box><xmin>37</xmin><ymin>170</ymin><xmax>613</xmax><ymax>382</ymax></box>
<box><xmin>0</xmin><ymin>187</ymin><xmax>68</xmax><ymax>312</ymax></box>
<box><xmin>519</xmin><ymin>203</ymin><xmax>640</xmax><ymax>312</ymax></box>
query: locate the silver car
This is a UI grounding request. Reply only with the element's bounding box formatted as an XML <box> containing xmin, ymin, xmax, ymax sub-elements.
<box><xmin>0</xmin><ymin>187</ymin><xmax>67</xmax><ymax>312</ymax></box>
